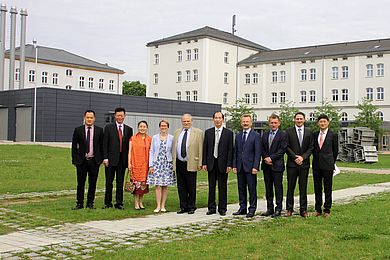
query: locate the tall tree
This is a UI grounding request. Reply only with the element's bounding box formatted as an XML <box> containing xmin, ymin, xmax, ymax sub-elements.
<box><xmin>279</xmin><ymin>101</ymin><xmax>299</xmax><ymax>130</ymax></box>
<box><xmin>226</xmin><ymin>99</ymin><xmax>255</xmax><ymax>133</ymax></box>
<box><xmin>354</xmin><ymin>98</ymin><xmax>384</xmax><ymax>136</ymax></box>
<box><xmin>311</xmin><ymin>101</ymin><xmax>341</xmax><ymax>133</ymax></box>
<box><xmin>122</xmin><ymin>80</ymin><xmax>146</xmax><ymax>96</ymax></box>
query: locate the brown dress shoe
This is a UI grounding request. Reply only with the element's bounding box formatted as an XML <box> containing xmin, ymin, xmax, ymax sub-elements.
<box><xmin>323</xmin><ymin>212</ymin><xmax>330</xmax><ymax>218</ymax></box>
<box><xmin>300</xmin><ymin>211</ymin><xmax>308</xmax><ymax>218</ymax></box>
<box><xmin>313</xmin><ymin>211</ymin><xmax>322</xmax><ymax>217</ymax></box>
<box><xmin>285</xmin><ymin>210</ymin><xmax>293</xmax><ymax>217</ymax></box>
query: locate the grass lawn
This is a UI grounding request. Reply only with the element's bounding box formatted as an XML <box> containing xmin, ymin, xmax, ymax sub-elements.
<box><xmin>337</xmin><ymin>154</ymin><xmax>390</xmax><ymax>169</ymax></box>
<box><xmin>92</xmin><ymin>192</ymin><xmax>390</xmax><ymax>259</ymax></box>
<box><xmin>0</xmin><ymin>224</ymin><xmax>16</xmax><ymax>235</ymax></box>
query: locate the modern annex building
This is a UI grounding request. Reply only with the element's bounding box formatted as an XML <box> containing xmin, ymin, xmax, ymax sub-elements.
<box><xmin>146</xmin><ymin>26</ymin><xmax>390</xmax><ymax>149</ymax></box>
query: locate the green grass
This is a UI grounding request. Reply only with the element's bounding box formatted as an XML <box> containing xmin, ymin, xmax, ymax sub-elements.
<box><xmin>92</xmin><ymin>192</ymin><xmax>390</xmax><ymax>259</ymax></box>
<box><xmin>337</xmin><ymin>154</ymin><xmax>390</xmax><ymax>169</ymax></box>
<box><xmin>0</xmin><ymin>224</ymin><xmax>16</xmax><ymax>235</ymax></box>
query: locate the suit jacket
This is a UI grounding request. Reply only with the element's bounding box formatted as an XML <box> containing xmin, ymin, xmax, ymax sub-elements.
<box><xmin>261</xmin><ymin>129</ymin><xmax>288</xmax><ymax>172</ymax></box>
<box><xmin>312</xmin><ymin>129</ymin><xmax>339</xmax><ymax>171</ymax></box>
<box><xmin>103</xmin><ymin>123</ymin><xmax>133</xmax><ymax>167</ymax></box>
<box><xmin>285</xmin><ymin>126</ymin><xmax>313</xmax><ymax>169</ymax></box>
<box><xmin>202</xmin><ymin>127</ymin><xmax>234</xmax><ymax>173</ymax></box>
<box><xmin>71</xmin><ymin>125</ymin><xmax>103</xmax><ymax>165</ymax></box>
<box><xmin>172</xmin><ymin>127</ymin><xmax>203</xmax><ymax>172</ymax></box>
<box><xmin>233</xmin><ymin>129</ymin><xmax>261</xmax><ymax>173</ymax></box>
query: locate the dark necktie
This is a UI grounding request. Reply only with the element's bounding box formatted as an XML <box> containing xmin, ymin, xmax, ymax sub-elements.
<box><xmin>118</xmin><ymin>125</ymin><xmax>123</xmax><ymax>153</ymax></box>
<box><xmin>242</xmin><ymin>131</ymin><xmax>247</xmax><ymax>146</ymax></box>
<box><xmin>298</xmin><ymin>128</ymin><xmax>303</xmax><ymax>147</ymax></box>
<box><xmin>86</xmin><ymin>126</ymin><xmax>91</xmax><ymax>154</ymax></box>
<box><xmin>181</xmin><ymin>129</ymin><xmax>188</xmax><ymax>158</ymax></box>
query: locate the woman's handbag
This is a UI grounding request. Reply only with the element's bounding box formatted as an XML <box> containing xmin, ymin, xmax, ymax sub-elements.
<box><xmin>124</xmin><ymin>170</ymin><xmax>135</xmax><ymax>193</ymax></box>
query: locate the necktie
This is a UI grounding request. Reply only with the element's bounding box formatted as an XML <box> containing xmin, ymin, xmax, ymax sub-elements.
<box><xmin>214</xmin><ymin>129</ymin><xmax>220</xmax><ymax>158</ymax></box>
<box><xmin>86</xmin><ymin>126</ymin><xmax>91</xmax><ymax>154</ymax></box>
<box><xmin>118</xmin><ymin>125</ymin><xmax>123</xmax><ymax>153</ymax></box>
<box><xmin>298</xmin><ymin>128</ymin><xmax>303</xmax><ymax>147</ymax></box>
<box><xmin>269</xmin><ymin>131</ymin><xmax>275</xmax><ymax>149</ymax></box>
<box><xmin>319</xmin><ymin>131</ymin><xmax>324</xmax><ymax>149</ymax></box>
<box><xmin>181</xmin><ymin>129</ymin><xmax>188</xmax><ymax>158</ymax></box>
<box><xmin>242</xmin><ymin>131</ymin><xmax>247</xmax><ymax>146</ymax></box>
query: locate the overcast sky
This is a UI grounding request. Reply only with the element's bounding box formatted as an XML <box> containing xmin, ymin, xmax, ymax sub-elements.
<box><xmin>2</xmin><ymin>0</ymin><xmax>390</xmax><ymax>83</ymax></box>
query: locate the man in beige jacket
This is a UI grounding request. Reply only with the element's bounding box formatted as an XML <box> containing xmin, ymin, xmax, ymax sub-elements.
<box><xmin>173</xmin><ymin>114</ymin><xmax>203</xmax><ymax>214</ymax></box>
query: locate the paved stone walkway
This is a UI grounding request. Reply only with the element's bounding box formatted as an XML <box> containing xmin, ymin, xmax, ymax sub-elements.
<box><xmin>339</xmin><ymin>167</ymin><xmax>390</xmax><ymax>174</ymax></box>
<box><xmin>0</xmin><ymin>182</ymin><xmax>389</xmax><ymax>259</ymax></box>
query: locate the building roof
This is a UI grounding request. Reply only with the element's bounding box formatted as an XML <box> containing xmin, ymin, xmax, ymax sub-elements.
<box><xmin>6</xmin><ymin>44</ymin><xmax>125</xmax><ymax>74</ymax></box>
<box><xmin>238</xmin><ymin>38</ymin><xmax>390</xmax><ymax>65</ymax></box>
<box><xmin>146</xmin><ymin>26</ymin><xmax>270</xmax><ymax>51</ymax></box>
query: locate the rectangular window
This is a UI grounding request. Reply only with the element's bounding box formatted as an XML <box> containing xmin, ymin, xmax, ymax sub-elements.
<box><xmin>342</xmin><ymin>66</ymin><xmax>349</xmax><ymax>78</ymax></box>
<box><xmin>252</xmin><ymin>73</ymin><xmax>258</xmax><ymax>84</ymax></box>
<box><xmin>186</xmin><ymin>49</ymin><xmax>191</xmax><ymax>61</ymax></box>
<box><xmin>99</xmin><ymin>79</ymin><xmax>104</xmax><ymax>89</ymax></box>
<box><xmin>300</xmin><ymin>91</ymin><xmax>306</xmax><ymax>103</ymax></box>
<box><xmin>66</xmin><ymin>85</ymin><xmax>72</xmax><ymax>90</ymax></box>
<box><xmin>153</xmin><ymin>73</ymin><xmax>158</xmax><ymax>84</ymax></box>
<box><xmin>244</xmin><ymin>93</ymin><xmax>250</xmax><ymax>104</ymax></box>
<box><xmin>177</xmin><ymin>51</ymin><xmax>182</xmax><ymax>62</ymax></box>
<box><xmin>28</xmin><ymin>70</ymin><xmax>35</xmax><ymax>83</ymax></box>
<box><xmin>301</xmin><ymin>69</ymin><xmax>307</xmax><ymax>81</ymax></box>
<box><xmin>252</xmin><ymin>93</ymin><xmax>258</xmax><ymax>104</ymax></box>
<box><xmin>366</xmin><ymin>88</ymin><xmax>373</xmax><ymax>100</ymax></box>
<box><xmin>154</xmin><ymin>53</ymin><xmax>159</xmax><ymax>65</ymax></box>
<box><xmin>177</xmin><ymin>71</ymin><xmax>182</xmax><ymax>82</ymax></box>
<box><xmin>109</xmin><ymin>80</ymin><xmax>114</xmax><ymax>91</ymax></box>
<box><xmin>65</xmin><ymin>69</ymin><xmax>72</xmax><ymax>76</ymax></box>
<box><xmin>186</xmin><ymin>70</ymin><xmax>191</xmax><ymax>82</ymax></box>
<box><xmin>186</xmin><ymin>91</ymin><xmax>191</xmax><ymax>101</ymax></box>
<box><xmin>193</xmin><ymin>49</ymin><xmax>199</xmax><ymax>60</ymax></box>
<box><xmin>245</xmin><ymin>73</ymin><xmax>250</xmax><ymax>84</ymax></box>
<box><xmin>309</xmin><ymin>90</ymin><xmax>316</xmax><ymax>102</ymax></box>
<box><xmin>224</xmin><ymin>72</ymin><xmax>229</xmax><ymax>84</ymax></box>
<box><xmin>377</xmin><ymin>87</ymin><xmax>384</xmax><ymax>100</ymax></box>
<box><xmin>280</xmin><ymin>92</ymin><xmax>286</xmax><ymax>103</ymax></box>
<box><xmin>79</xmin><ymin>76</ymin><xmax>85</xmax><ymax>88</ymax></box>
<box><xmin>223</xmin><ymin>93</ymin><xmax>228</xmax><ymax>104</ymax></box>
<box><xmin>52</xmin><ymin>73</ymin><xmax>58</xmax><ymax>85</ymax></box>
<box><xmin>177</xmin><ymin>91</ymin><xmax>181</xmax><ymax>101</ymax></box>
<box><xmin>193</xmin><ymin>90</ymin><xmax>198</xmax><ymax>101</ymax></box>
<box><xmin>224</xmin><ymin>52</ymin><xmax>229</xmax><ymax>63</ymax></box>
<box><xmin>366</xmin><ymin>64</ymin><xmax>373</xmax><ymax>77</ymax></box>
<box><xmin>280</xmin><ymin>71</ymin><xmax>286</xmax><ymax>83</ymax></box>
<box><xmin>377</xmin><ymin>63</ymin><xmax>384</xmax><ymax>76</ymax></box>
<box><xmin>88</xmin><ymin>77</ymin><xmax>94</xmax><ymax>89</ymax></box>
<box><xmin>332</xmin><ymin>89</ymin><xmax>338</xmax><ymax>101</ymax></box>
<box><xmin>271</xmin><ymin>92</ymin><xmax>277</xmax><ymax>104</ymax></box>
<box><xmin>310</xmin><ymin>68</ymin><xmax>316</xmax><ymax>80</ymax></box>
<box><xmin>332</xmin><ymin>67</ymin><xmax>338</xmax><ymax>79</ymax></box>
<box><xmin>154</xmin><ymin>93</ymin><xmax>159</xmax><ymax>98</ymax></box>
<box><xmin>193</xmin><ymin>70</ymin><xmax>198</xmax><ymax>81</ymax></box>
<box><xmin>342</xmin><ymin>89</ymin><xmax>349</xmax><ymax>101</ymax></box>
<box><xmin>15</xmin><ymin>68</ymin><xmax>20</xmax><ymax>81</ymax></box>
<box><xmin>272</xmin><ymin>71</ymin><xmax>277</xmax><ymax>83</ymax></box>
<box><xmin>41</xmin><ymin>71</ymin><xmax>48</xmax><ymax>84</ymax></box>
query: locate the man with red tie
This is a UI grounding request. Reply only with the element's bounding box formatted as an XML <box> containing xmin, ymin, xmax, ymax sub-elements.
<box><xmin>71</xmin><ymin>110</ymin><xmax>103</xmax><ymax>210</ymax></box>
<box><xmin>312</xmin><ymin>115</ymin><xmax>339</xmax><ymax>218</ymax></box>
<box><xmin>103</xmin><ymin>107</ymin><xmax>133</xmax><ymax>209</ymax></box>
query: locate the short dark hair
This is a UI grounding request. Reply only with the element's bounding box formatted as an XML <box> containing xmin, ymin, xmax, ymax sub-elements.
<box><xmin>213</xmin><ymin>111</ymin><xmax>224</xmax><ymax>119</ymax></box>
<box><xmin>294</xmin><ymin>111</ymin><xmax>305</xmax><ymax>118</ymax></box>
<box><xmin>114</xmin><ymin>107</ymin><xmax>126</xmax><ymax>114</ymax></box>
<box><xmin>138</xmin><ymin>120</ymin><xmax>148</xmax><ymax>128</ymax></box>
<box><xmin>317</xmin><ymin>114</ymin><xmax>329</xmax><ymax>122</ymax></box>
<box><xmin>84</xmin><ymin>110</ymin><xmax>95</xmax><ymax>116</ymax></box>
<box><xmin>269</xmin><ymin>113</ymin><xmax>280</xmax><ymax>121</ymax></box>
<box><xmin>159</xmin><ymin>120</ymin><xmax>169</xmax><ymax>128</ymax></box>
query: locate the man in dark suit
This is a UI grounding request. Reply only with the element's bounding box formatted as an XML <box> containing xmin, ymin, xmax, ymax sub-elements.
<box><xmin>285</xmin><ymin>112</ymin><xmax>313</xmax><ymax>218</ymax></box>
<box><xmin>202</xmin><ymin>111</ymin><xmax>234</xmax><ymax>216</ymax></box>
<box><xmin>312</xmin><ymin>114</ymin><xmax>339</xmax><ymax>218</ymax></box>
<box><xmin>71</xmin><ymin>110</ymin><xmax>103</xmax><ymax>210</ymax></box>
<box><xmin>261</xmin><ymin>114</ymin><xmax>287</xmax><ymax>218</ymax></box>
<box><xmin>232</xmin><ymin>114</ymin><xmax>261</xmax><ymax>218</ymax></box>
<box><xmin>103</xmin><ymin>107</ymin><xmax>133</xmax><ymax>209</ymax></box>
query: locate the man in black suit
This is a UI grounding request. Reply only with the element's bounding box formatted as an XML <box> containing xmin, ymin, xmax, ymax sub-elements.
<box><xmin>71</xmin><ymin>110</ymin><xmax>103</xmax><ymax>210</ymax></box>
<box><xmin>285</xmin><ymin>112</ymin><xmax>313</xmax><ymax>218</ymax></box>
<box><xmin>261</xmin><ymin>114</ymin><xmax>287</xmax><ymax>218</ymax></box>
<box><xmin>312</xmin><ymin>114</ymin><xmax>339</xmax><ymax>218</ymax></box>
<box><xmin>232</xmin><ymin>114</ymin><xmax>261</xmax><ymax>218</ymax></box>
<box><xmin>202</xmin><ymin>111</ymin><xmax>234</xmax><ymax>216</ymax></box>
<box><xmin>103</xmin><ymin>107</ymin><xmax>133</xmax><ymax>209</ymax></box>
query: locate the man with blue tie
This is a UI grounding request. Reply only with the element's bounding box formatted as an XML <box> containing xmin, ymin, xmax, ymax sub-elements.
<box><xmin>232</xmin><ymin>114</ymin><xmax>261</xmax><ymax>218</ymax></box>
<box><xmin>261</xmin><ymin>114</ymin><xmax>287</xmax><ymax>218</ymax></box>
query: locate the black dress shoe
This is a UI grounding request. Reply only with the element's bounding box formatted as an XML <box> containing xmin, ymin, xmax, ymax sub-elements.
<box><xmin>188</xmin><ymin>209</ymin><xmax>195</xmax><ymax>214</ymax></box>
<box><xmin>102</xmin><ymin>204</ymin><xmax>113</xmax><ymax>209</ymax></box>
<box><xmin>206</xmin><ymin>210</ymin><xmax>216</xmax><ymax>215</ymax></box>
<box><xmin>114</xmin><ymin>204</ymin><xmax>124</xmax><ymax>210</ymax></box>
<box><xmin>261</xmin><ymin>211</ymin><xmax>274</xmax><ymax>217</ymax></box>
<box><xmin>72</xmin><ymin>204</ymin><xmax>83</xmax><ymax>210</ymax></box>
<box><xmin>232</xmin><ymin>210</ymin><xmax>247</xmax><ymax>216</ymax></box>
<box><xmin>246</xmin><ymin>212</ymin><xmax>255</xmax><ymax>218</ymax></box>
<box><xmin>177</xmin><ymin>209</ymin><xmax>188</xmax><ymax>214</ymax></box>
<box><xmin>86</xmin><ymin>203</ymin><xmax>95</xmax><ymax>209</ymax></box>
<box><xmin>219</xmin><ymin>211</ymin><xmax>227</xmax><ymax>216</ymax></box>
<box><xmin>271</xmin><ymin>211</ymin><xmax>281</xmax><ymax>218</ymax></box>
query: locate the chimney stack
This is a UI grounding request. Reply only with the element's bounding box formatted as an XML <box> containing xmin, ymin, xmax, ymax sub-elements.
<box><xmin>8</xmin><ymin>6</ymin><xmax>17</xmax><ymax>90</ymax></box>
<box><xmin>19</xmin><ymin>8</ymin><xmax>27</xmax><ymax>89</ymax></box>
<box><xmin>0</xmin><ymin>4</ymin><xmax>6</xmax><ymax>91</ymax></box>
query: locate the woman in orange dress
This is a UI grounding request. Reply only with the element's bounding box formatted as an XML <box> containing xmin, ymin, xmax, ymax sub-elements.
<box><xmin>128</xmin><ymin>120</ymin><xmax>152</xmax><ymax>210</ymax></box>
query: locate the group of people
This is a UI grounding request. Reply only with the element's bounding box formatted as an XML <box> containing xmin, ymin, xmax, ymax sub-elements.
<box><xmin>71</xmin><ymin>107</ymin><xmax>338</xmax><ymax>218</ymax></box>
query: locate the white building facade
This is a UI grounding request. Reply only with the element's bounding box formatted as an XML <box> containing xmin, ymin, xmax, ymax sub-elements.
<box><xmin>3</xmin><ymin>44</ymin><xmax>124</xmax><ymax>94</ymax></box>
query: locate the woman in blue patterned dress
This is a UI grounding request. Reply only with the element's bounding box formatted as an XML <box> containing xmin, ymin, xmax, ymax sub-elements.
<box><xmin>148</xmin><ymin>120</ymin><xmax>176</xmax><ymax>213</ymax></box>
